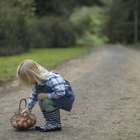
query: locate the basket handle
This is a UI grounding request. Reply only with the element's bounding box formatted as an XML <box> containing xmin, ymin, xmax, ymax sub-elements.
<box><xmin>19</xmin><ymin>98</ymin><xmax>27</xmax><ymax>111</ymax></box>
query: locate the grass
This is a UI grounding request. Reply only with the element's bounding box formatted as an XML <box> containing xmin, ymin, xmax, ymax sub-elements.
<box><xmin>0</xmin><ymin>46</ymin><xmax>89</xmax><ymax>79</ymax></box>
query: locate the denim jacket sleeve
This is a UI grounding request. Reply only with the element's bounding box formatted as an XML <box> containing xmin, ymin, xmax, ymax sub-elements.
<box><xmin>27</xmin><ymin>86</ymin><xmax>38</xmax><ymax>110</ymax></box>
<box><xmin>46</xmin><ymin>73</ymin><xmax>66</xmax><ymax>99</ymax></box>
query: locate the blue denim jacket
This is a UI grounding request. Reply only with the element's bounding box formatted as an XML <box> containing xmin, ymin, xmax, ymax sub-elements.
<box><xmin>27</xmin><ymin>72</ymin><xmax>75</xmax><ymax>112</ymax></box>
<box><xmin>37</xmin><ymin>80</ymin><xmax>75</xmax><ymax>111</ymax></box>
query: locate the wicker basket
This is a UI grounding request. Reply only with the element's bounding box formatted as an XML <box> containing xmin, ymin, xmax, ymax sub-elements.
<box><xmin>11</xmin><ymin>98</ymin><xmax>37</xmax><ymax>130</ymax></box>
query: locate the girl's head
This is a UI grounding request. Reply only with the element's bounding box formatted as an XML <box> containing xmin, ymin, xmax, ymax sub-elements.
<box><xmin>17</xmin><ymin>59</ymin><xmax>46</xmax><ymax>85</ymax></box>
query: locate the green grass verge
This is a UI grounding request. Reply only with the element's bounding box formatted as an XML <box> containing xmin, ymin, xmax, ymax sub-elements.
<box><xmin>0</xmin><ymin>46</ymin><xmax>89</xmax><ymax>79</ymax></box>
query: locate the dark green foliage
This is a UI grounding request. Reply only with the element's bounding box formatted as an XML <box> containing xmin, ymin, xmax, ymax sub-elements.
<box><xmin>34</xmin><ymin>0</ymin><xmax>72</xmax><ymax>16</ymax></box>
<box><xmin>72</xmin><ymin>16</ymin><xmax>92</xmax><ymax>37</ymax></box>
<box><xmin>76</xmin><ymin>0</ymin><xmax>103</xmax><ymax>7</ymax></box>
<box><xmin>28</xmin><ymin>17</ymin><xmax>76</xmax><ymax>48</ymax></box>
<box><xmin>0</xmin><ymin>7</ymin><xmax>29</xmax><ymax>56</ymax></box>
<box><xmin>103</xmin><ymin>0</ymin><xmax>140</xmax><ymax>44</ymax></box>
<box><xmin>0</xmin><ymin>0</ymin><xmax>103</xmax><ymax>56</ymax></box>
<box><xmin>34</xmin><ymin>0</ymin><xmax>103</xmax><ymax>17</ymax></box>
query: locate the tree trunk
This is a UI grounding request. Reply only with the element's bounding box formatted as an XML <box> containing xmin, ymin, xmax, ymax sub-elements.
<box><xmin>134</xmin><ymin>9</ymin><xmax>138</xmax><ymax>43</ymax></box>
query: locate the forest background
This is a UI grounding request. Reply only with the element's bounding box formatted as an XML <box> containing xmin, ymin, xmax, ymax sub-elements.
<box><xmin>0</xmin><ymin>0</ymin><xmax>139</xmax><ymax>78</ymax></box>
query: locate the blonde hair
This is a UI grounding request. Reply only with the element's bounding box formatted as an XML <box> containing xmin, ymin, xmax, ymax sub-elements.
<box><xmin>17</xmin><ymin>59</ymin><xmax>47</xmax><ymax>85</ymax></box>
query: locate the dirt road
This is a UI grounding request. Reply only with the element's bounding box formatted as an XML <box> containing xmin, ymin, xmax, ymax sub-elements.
<box><xmin>1</xmin><ymin>45</ymin><xmax>140</xmax><ymax>140</ymax></box>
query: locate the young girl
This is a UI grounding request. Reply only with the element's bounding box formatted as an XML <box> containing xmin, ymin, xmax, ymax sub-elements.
<box><xmin>17</xmin><ymin>59</ymin><xmax>75</xmax><ymax>132</ymax></box>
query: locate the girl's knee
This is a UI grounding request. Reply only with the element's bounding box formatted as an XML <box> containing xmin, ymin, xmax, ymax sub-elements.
<box><xmin>41</xmin><ymin>98</ymin><xmax>58</xmax><ymax>112</ymax></box>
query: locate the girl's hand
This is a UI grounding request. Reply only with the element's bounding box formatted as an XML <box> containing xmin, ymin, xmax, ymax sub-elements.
<box><xmin>38</xmin><ymin>93</ymin><xmax>48</xmax><ymax>100</ymax></box>
<box><xmin>21</xmin><ymin>108</ymin><xmax>30</xmax><ymax>115</ymax></box>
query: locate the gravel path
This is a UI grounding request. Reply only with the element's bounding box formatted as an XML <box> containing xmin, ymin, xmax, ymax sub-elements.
<box><xmin>1</xmin><ymin>45</ymin><xmax>140</xmax><ymax>140</ymax></box>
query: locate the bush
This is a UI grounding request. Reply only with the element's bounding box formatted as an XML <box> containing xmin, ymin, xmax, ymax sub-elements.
<box><xmin>27</xmin><ymin>17</ymin><xmax>76</xmax><ymax>48</ymax></box>
<box><xmin>0</xmin><ymin>7</ymin><xmax>29</xmax><ymax>56</ymax></box>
